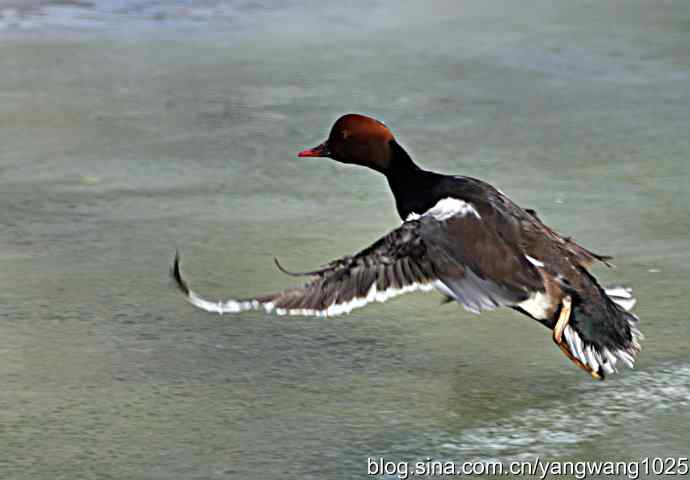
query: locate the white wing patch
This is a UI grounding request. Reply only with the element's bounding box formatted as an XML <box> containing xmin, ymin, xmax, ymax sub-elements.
<box><xmin>182</xmin><ymin>281</ymin><xmax>436</xmax><ymax>318</ymax></box>
<box><xmin>427</xmin><ymin>197</ymin><xmax>481</xmax><ymax>221</ymax></box>
<box><xmin>185</xmin><ymin>291</ymin><xmax>260</xmax><ymax>314</ymax></box>
<box><xmin>406</xmin><ymin>197</ymin><xmax>481</xmax><ymax>222</ymax></box>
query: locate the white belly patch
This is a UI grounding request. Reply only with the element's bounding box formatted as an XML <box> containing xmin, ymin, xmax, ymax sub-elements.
<box><xmin>517</xmin><ymin>291</ymin><xmax>553</xmax><ymax>320</ymax></box>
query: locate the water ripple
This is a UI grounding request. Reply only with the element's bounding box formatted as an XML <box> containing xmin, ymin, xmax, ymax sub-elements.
<box><xmin>439</xmin><ymin>363</ymin><xmax>690</xmax><ymax>460</ymax></box>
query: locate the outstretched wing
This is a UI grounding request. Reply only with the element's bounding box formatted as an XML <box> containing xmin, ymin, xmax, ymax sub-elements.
<box><xmin>172</xmin><ymin>197</ymin><xmax>546</xmax><ymax>317</ymax></box>
<box><xmin>172</xmin><ymin>220</ymin><xmax>439</xmax><ymax>317</ymax></box>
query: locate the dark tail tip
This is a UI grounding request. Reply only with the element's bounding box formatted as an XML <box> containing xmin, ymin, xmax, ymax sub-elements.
<box><xmin>171</xmin><ymin>250</ymin><xmax>190</xmax><ymax>295</ymax></box>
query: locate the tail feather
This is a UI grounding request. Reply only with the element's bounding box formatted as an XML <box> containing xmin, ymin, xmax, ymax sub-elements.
<box><xmin>567</xmin><ymin>285</ymin><xmax>642</xmax><ymax>379</ymax></box>
<box><xmin>565</xmin><ymin>311</ymin><xmax>641</xmax><ymax>377</ymax></box>
<box><xmin>605</xmin><ymin>286</ymin><xmax>637</xmax><ymax>312</ymax></box>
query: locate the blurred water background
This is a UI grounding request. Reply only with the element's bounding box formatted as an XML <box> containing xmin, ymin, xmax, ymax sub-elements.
<box><xmin>1</xmin><ymin>1</ymin><xmax>689</xmax><ymax>478</ymax></box>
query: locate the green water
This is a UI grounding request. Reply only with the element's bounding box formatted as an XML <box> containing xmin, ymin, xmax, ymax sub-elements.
<box><xmin>1</xmin><ymin>1</ymin><xmax>689</xmax><ymax>478</ymax></box>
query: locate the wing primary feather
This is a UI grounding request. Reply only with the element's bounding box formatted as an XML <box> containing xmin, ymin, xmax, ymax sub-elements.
<box><xmin>273</xmin><ymin>257</ymin><xmax>331</xmax><ymax>277</ymax></box>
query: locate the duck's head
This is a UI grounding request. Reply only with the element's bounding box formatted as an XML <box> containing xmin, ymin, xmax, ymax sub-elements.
<box><xmin>298</xmin><ymin>114</ymin><xmax>396</xmax><ymax>173</ymax></box>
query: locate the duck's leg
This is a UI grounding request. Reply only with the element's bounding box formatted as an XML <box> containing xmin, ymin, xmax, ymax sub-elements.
<box><xmin>552</xmin><ymin>296</ymin><xmax>571</xmax><ymax>344</ymax></box>
<box><xmin>552</xmin><ymin>296</ymin><xmax>603</xmax><ymax>380</ymax></box>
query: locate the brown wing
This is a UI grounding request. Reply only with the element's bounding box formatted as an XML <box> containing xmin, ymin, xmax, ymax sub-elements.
<box><xmin>172</xmin><ymin>221</ymin><xmax>439</xmax><ymax>317</ymax></box>
<box><xmin>172</xmin><ymin>205</ymin><xmax>547</xmax><ymax>317</ymax></box>
<box><xmin>524</xmin><ymin>207</ymin><xmax>612</xmax><ymax>268</ymax></box>
<box><xmin>417</xmin><ymin>204</ymin><xmax>545</xmax><ymax>312</ymax></box>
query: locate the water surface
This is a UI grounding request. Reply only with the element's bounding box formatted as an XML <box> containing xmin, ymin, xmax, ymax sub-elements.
<box><xmin>1</xmin><ymin>1</ymin><xmax>689</xmax><ymax>478</ymax></box>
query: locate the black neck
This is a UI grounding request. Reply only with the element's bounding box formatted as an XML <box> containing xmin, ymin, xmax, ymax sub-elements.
<box><xmin>384</xmin><ymin>141</ymin><xmax>441</xmax><ymax>220</ymax></box>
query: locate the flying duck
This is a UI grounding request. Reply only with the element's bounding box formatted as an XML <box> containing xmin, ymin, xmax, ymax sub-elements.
<box><xmin>172</xmin><ymin>113</ymin><xmax>642</xmax><ymax>380</ymax></box>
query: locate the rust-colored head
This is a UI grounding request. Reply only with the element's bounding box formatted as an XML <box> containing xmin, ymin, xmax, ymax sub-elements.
<box><xmin>298</xmin><ymin>114</ymin><xmax>396</xmax><ymax>172</ymax></box>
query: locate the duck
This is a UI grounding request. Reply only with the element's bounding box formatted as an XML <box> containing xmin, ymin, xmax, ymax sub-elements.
<box><xmin>172</xmin><ymin>113</ymin><xmax>642</xmax><ymax>380</ymax></box>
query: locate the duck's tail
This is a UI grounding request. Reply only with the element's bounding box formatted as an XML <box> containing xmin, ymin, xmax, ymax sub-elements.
<box><xmin>563</xmin><ymin>285</ymin><xmax>642</xmax><ymax>379</ymax></box>
<box><xmin>604</xmin><ymin>286</ymin><xmax>637</xmax><ymax>312</ymax></box>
